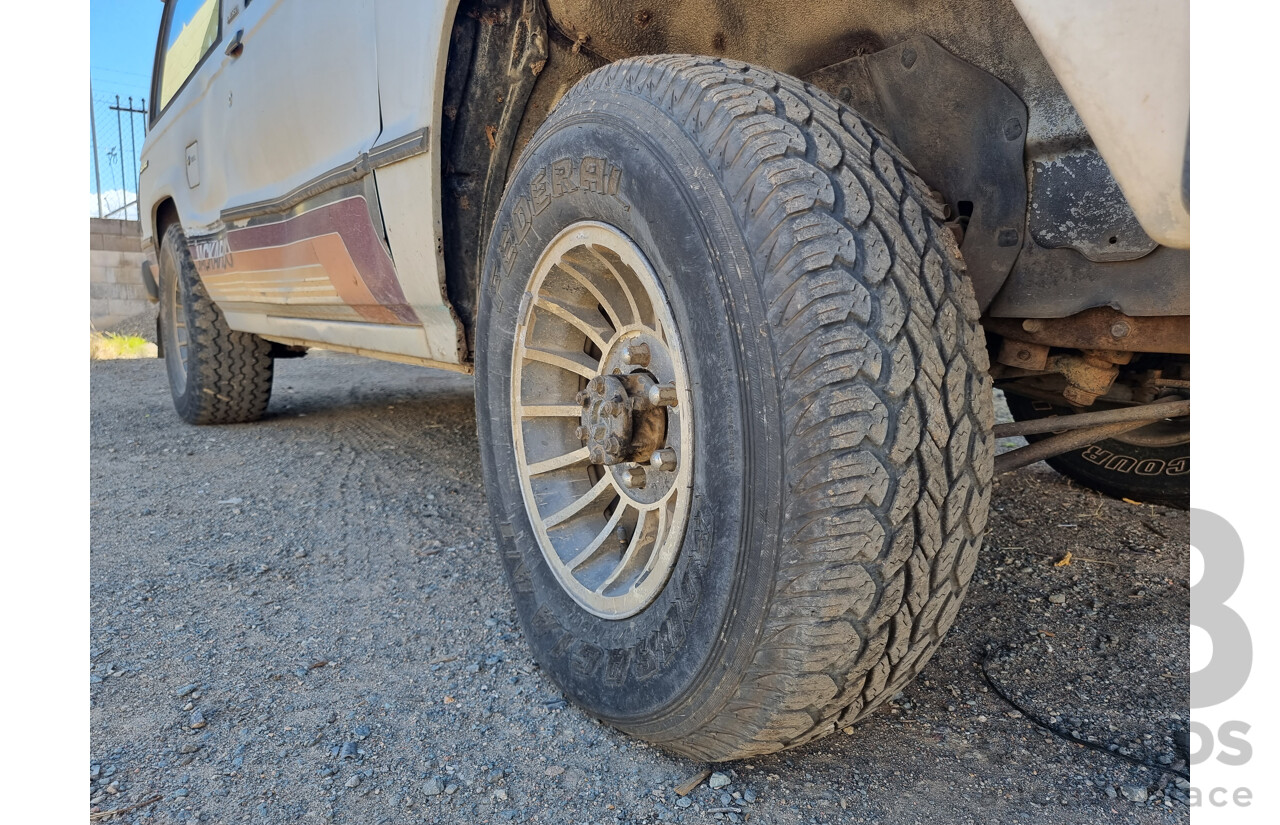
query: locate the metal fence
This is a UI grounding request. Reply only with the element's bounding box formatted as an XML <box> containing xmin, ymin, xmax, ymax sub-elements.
<box><xmin>90</xmin><ymin>85</ymin><xmax>148</xmax><ymax>220</ymax></box>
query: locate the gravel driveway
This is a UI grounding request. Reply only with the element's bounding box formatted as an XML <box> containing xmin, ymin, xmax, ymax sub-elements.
<box><xmin>91</xmin><ymin>352</ymin><xmax>1190</xmax><ymax>824</ymax></box>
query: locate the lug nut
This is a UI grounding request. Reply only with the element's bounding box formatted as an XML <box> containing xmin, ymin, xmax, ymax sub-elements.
<box><xmin>648</xmin><ymin>383</ymin><xmax>678</xmax><ymax>407</ymax></box>
<box><xmin>604</xmin><ymin>436</ymin><xmax>624</xmax><ymax>457</ymax></box>
<box><xmin>622</xmin><ymin>466</ymin><xmax>647</xmax><ymax>489</ymax></box>
<box><xmin>575</xmin><ymin>389</ymin><xmax>591</xmax><ymax>407</ymax></box>
<box><xmin>590</xmin><ymin>377</ymin><xmax>606</xmax><ymax>393</ymax></box>
<box><xmin>574</xmin><ymin>425</ymin><xmax>589</xmax><ymax>441</ymax></box>
<box><xmin>650</xmin><ymin>448</ymin><xmax>677</xmax><ymax>472</ymax></box>
<box><xmin>589</xmin><ymin>446</ymin><xmax>607</xmax><ymax>465</ymax></box>
<box><xmin>621</xmin><ymin>342</ymin><xmax>650</xmax><ymax>367</ymax></box>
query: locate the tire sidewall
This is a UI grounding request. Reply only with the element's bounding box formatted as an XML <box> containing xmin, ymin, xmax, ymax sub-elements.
<box><xmin>158</xmin><ymin>225</ymin><xmax>196</xmax><ymax>417</ymax></box>
<box><xmin>476</xmin><ymin>97</ymin><xmax>785</xmax><ymax>728</ymax></box>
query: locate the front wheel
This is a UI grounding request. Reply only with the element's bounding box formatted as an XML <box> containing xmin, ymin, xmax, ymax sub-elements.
<box><xmin>475</xmin><ymin>56</ymin><xmax>994</xmax><ymax>760</ymax></box>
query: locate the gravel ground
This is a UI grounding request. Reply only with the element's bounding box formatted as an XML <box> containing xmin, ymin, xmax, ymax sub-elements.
<box><xmin>91</xmin><ymin>352</ymin><xmax>1190</xmax><ymax>824</ymax></box>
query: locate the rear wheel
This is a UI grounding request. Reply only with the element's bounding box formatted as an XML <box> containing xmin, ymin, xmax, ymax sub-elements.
<box><xmin>157</xmin><ymin>223</ymin><xmax>274</xmax><ymax>424</ymax></box>
<box><xmin>476</xmin><ymin>55</ymin><xmax>994</xmax><ymax>760</ymax></box>
<box><xmin>1004</xmin><ymin>392</ymin><xmax>1189</xmax><ymax>508</ymax></box>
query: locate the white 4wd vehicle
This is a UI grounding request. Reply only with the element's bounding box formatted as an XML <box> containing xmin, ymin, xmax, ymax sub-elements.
<box><xmin>139</xmin><ymin>0</ymin><xmax>1189</xmax><ymax>760</ymax></box>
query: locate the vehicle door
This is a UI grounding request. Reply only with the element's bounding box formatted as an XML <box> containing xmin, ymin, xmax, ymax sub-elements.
<box><xmin>198</xmin><ymin>0</ymin><xmax>421</xmax><ymax>333</ymax></box>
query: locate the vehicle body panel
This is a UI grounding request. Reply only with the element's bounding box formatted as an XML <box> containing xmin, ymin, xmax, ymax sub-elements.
<box><xmin>138</xmin><ymin>0</ymin><xmax>1189</xmax><ymax>370</ymax></box>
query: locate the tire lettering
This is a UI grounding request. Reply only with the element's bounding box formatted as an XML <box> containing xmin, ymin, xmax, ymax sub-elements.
<box><xmin>1103</xmin><ymin>454</ymin><xmax>1137</xmax><ymax>473</ymax></box>
<box><xmin>1081</xmin><ymin>445</ymin><xmax>1112</xmax><ymax>466</ymax></box>
<box><xmin>1134</xmin><ymin>458</ymin><xmax>1164</xmax><ymax>476</ymax></box>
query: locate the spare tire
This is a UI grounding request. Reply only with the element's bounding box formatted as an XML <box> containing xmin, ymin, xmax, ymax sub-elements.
<box><xmin>475</xmin><ymin>56</ymin><xmax>994</xmax><ymax>760</ymax></box>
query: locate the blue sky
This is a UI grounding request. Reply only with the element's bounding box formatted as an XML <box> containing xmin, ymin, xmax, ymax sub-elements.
<box><xmin>91</xmin><ymin>1</ymin><xmax>164</xmax><ymax>102</ymax></box>
<box><xmin>90</xmin><ymin>1</ymin><xmax>165</xmax><ymax>214</ymax></box>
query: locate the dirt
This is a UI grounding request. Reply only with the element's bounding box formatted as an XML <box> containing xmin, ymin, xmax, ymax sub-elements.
<box><xmin>90</xmin><ymin>352</ymin><xmax>1190</xmax><ymax>824</ymax></box>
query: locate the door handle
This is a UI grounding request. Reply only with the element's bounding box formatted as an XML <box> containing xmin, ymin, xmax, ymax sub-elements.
<box><xmin>225</xmin><ymin>29</ymin><xmax>244</xmax><ymax>58</ymax></box>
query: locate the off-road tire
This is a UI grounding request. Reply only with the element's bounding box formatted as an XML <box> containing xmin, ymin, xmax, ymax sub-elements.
<box><xmin>476</xmin><ymin>55</ymin><xmax>994</xmax><ymax>760</ymax></box>
<box><xmin>157</xmin><ymin>222</ymin><xmax>274</xmax><ymax>424</ymax></box>
<box><xmin>1005</xmin><ymin>393</ymin><xmax>1189</xmax><ymax>509</ymax></box>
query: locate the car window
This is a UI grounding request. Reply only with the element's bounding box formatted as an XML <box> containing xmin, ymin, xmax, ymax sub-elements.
<box><xmin>157</xmin><ymin>0</ymin><xmax>220</xmax><ymax>111</ymax></box>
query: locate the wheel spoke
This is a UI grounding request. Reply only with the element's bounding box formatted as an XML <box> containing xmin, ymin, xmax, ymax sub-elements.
<box><xmin>519</xmin><ymin>404</ymin><xmax>584</xmax><ymax>419</ymax></box>
<box><xmin>586</xmin><ymin>245</ymin><xmax>640</xmax><ymax>325</ymax></box>
<box><xmin>526</xmin><ymin>446</ymin><xmax>590</xmax><ymax>477</ymax></box>
<box><xmin>543</xmin><ymin>474</ymin><xmax>613</xmax><ymax>529</ymax></box>
<box><xmin>557</xmin><ymin>259</ymin><xmax>625</xmax><ymax>330</ymax></box>
<box><xmin>535</xmin><ymin>296</ymin><xmax>611</xmax><ymax>351</ymax></box>
<box><xmin>521</xmin><ymin>346</ymin><xmax>599</xmax><ymax>379</ymax></box>
<box><xmin>596</xmin><ymin>508</ymin><xmax>649</xmax><ymax>593</ymax></box>
<box><xmin>567</xmin><ymin>501</ymin><xmax>628</xmax><ymax>571</ymax></box>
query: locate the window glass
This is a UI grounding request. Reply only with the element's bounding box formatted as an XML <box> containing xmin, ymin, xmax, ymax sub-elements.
<box><xmin>158</xmin><ymin>0</ymin><xmax>220</xmax><ymax>110</ymax></box>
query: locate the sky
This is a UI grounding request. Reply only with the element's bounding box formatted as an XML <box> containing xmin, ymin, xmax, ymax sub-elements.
<box><xmin>90</xmin><ymin>1</ymin><xmax>165</xmax><ymax>216</ymax></box>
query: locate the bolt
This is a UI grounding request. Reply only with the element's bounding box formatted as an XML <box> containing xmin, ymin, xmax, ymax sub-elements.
<box><xmin>1110</xmin><ymin>321</ymin><xmax>1131</xmax><ymax>339</ymax></box>
<box><xmin>588</xmin><ymin>446</ymin><xmax>606</xmax><ymax>464</ymax></box>
<box><xmin>901</xmin><ymin>47</ymin><xmax>917</xmax><ymax>69</ymax></box>
<box><xmin>650</xmin><ymin>448</ymin><xmax>677</xmax><ymax>472</ymax></box>
<box><xmin>1003</xmin><ymin>117</ymin><xmax>1023</xmax><ymax>142</ymax></box>
<box><xmin>1022</xmin><ymin>319</ymin><xmax>1045</xmax><ymax>334</ymax></box>
<box><xmin>1016</xmin><ymin>349</ymin><xmax>1031</xmax><ymax>362</ymax></box>
<box><xmin>574</xmin><ymin>426</ymin><xmax>589</xmax><ymax>441</ymax></box>
<box><xmin>575</xmin><ymin>389</ymin><xmax>591</xmax><ymax>407</ymax></box>
<box><xmin>603</xmin><ymin>401</ymin><xmax>623</xmax><ymax>417</ymax></box>
<box><xmin>621</xmin><ymin>342</ymin><xmax>650</xmax><ymax>367</ymax></box>
<box><xmin>622</xmin><ymin>466</ymin><xmax>647</xmax><ymax>489</ymax></box>
<box><xmin>590</xmin><ymin>376</ymin><xmax>606</xmax><ymax>394</ymax></box>
<box><xmin>604</xmin><ymin>436</ymin><xmax>624</xmax><ymax>457</ymax></box>
<box><xmin>648</xmin><ymin>383</ymin><xmax>678</xmax><ymax>407</ymax></box>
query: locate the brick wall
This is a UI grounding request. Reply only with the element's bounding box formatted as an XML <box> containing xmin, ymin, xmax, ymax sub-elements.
<box><xmin>90</xmin><ymin>218</ymin><xmax>152</xmax><ymax>327</ymax></box>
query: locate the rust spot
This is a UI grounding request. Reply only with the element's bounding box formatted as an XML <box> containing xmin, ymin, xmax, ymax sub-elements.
<box><xmin>712</xmin><ymin>32</ymin><xmax>726</xmax><ymax>52</ymax></box>
<box><xmin>634</xmin><ymin>9</ymin><xmax>652</xmax><ymax>27</ymax></box>
<box><xmin>484</xmin><ymin>124</ymin><xmax>498</xmax><ymax>151</ymax></box>
<box><xmin>459</xmin><ymin>195</ymin><xmax>471</xmax><ymax>211</ymax></box>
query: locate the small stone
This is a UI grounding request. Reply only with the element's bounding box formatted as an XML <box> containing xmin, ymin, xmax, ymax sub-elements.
<box><xmin>493</xmin><ymin>788</ymin><xmax>508</xmax><ymax>801</ymax></box>
<box><xmin>345</xmin><ymin>775</ymin><xmax>361</xmax><ymax>788</ymax></box>
<box><xmin>173</xmin><ymin>788</ymin><xmax>189</xmax><ymax>798</ymax></box>
<box><xmin>105</xmin><ymin>782</ymin><xmax>120</xmax><ymax>795</ymax></box>
<box><xmin>676</xmin><ymin>797</ymin><xmax>692</xmax><ymax>808</ymax></box>
<box><xmin>354</xmin><ymin>724</ymin><xmax>371</xmax><ymax>740</ymax></box>
<box><xmin>178</xmin><ymin>744</ymin><xmax>200</xmax><ymax>754</ymax></box>
<box><xmin>544</xmin><ymin>766</ymin><xmax>564</xmax><ymax>777</ymax></box>
<box><xmin>1048</xmin><ymin>593</ymin><xmax>1067</xmax><ymax>605</ymax></box>
<box><xmin>444</xmin><ymin>783</ymin><xmax>458</xmax><ymax>795</ymax></box>
<box><xmin>90</xmin><ymin>765</ymin><xmax>100</xmax><ymax>780</ymax></box>
<box><xmin>742</xmin><ymin>788</ymin><xmax>757</xmax><ymax>803</ymax></box>
<box><xmin>189</xmin><ymin>709</ymin><xmax>206</xmax><ymax>729</ymax></box>
<box><xmin>339</xmin><ymin>742</ymin><xmax>359</xmax><ymax>760</ymax></box>
<box><xmin>1120</xmin><ymin>784</ymin><xmax>1148</xmax><ymax>803</ymax></box>
<box><xmin>708</xmin><ymin>772</ymin><xmax>731</xmax><ymax>789</ymax></box>
<box><xmin>423</xmin><ymin>778</ymin><xmax>444</xmax><ymax>796</ymax></box>
<box><xmin>183</xmin><ymin>701</ymin><xmax>194</xmax><ymax>712</ymax></box>
<box><xmin>176</xmin><ymin>684</ymin><xmax>199</xmax><ymax>697</ymax></box>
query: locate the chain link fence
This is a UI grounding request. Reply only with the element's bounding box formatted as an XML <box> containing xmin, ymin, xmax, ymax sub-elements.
<box><xmin>90</xmin><ymin>86</ymin><xmax>148</xmax><ymax>220</ymax></box>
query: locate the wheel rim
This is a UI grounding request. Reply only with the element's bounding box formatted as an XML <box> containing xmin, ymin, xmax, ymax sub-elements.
<box><xmin>510</xmin><ymin>222</ymin><xmax>693</xmax><ymax>619</ymax></box>
<box><xmin>161</xmin><ymin>246</ymin><xmax>190</xmax><ymax>397</ymax></box>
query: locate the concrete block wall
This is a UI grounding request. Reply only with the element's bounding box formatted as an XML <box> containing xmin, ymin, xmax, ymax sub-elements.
<box><xmin>90</xmin><ymin>218</ymin><xmax>153</xmax><ymax>328</ymax></box>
